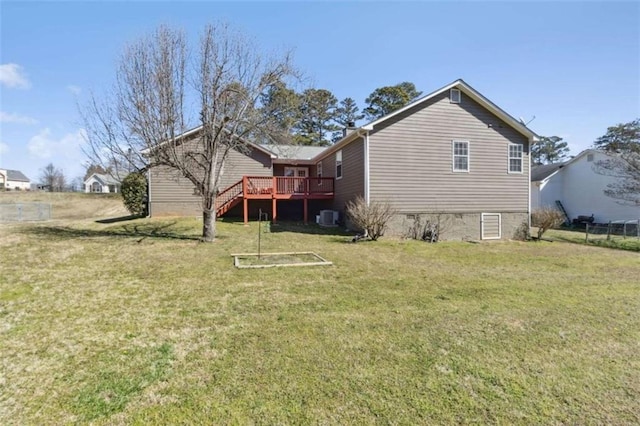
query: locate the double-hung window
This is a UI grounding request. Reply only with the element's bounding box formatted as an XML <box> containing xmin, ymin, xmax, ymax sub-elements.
<box><xmin>452</xmin><ymin>141</ymin><xmax>469</xmax><ymax>172</ymax></box>
<box><xmin>508</xmin><ymin>144</ymin><xmax>523</xmax><ymax>173</ymax></box>
<box><xmin>336</xmin><ymin>150</ymin><xmax>343</xmax><ymax>179</ymax></box>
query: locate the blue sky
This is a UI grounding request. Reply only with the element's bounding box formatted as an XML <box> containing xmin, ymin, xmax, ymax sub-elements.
<box><xmin>1</xmin><ymin>1</ymin><xmax>638</xmax><ymax>183</ymax></box>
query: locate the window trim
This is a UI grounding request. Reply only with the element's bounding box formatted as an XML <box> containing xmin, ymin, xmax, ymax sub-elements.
<box><xmin>316</xmin><ymin>161</ymin><xmax>323</xmax><ymax>185</ymax></box>
<box><xmin>450</xmin><ymin>88</ymin><xmax>461</xmax><ymax>104</ymax></box>
<box><xmin>508</xmin><ymin>143</ymin><xmax>524</xmax><ymax>174</ymax></box>
<box><xmin>336</xmin><ymin>150</ymin><xmax>343</xmax><ymax>180</ymax></box>
<box><xmin>452</xmin><ymin>140</ymin><xmax>470</xmax><ymax>173</ymax></box>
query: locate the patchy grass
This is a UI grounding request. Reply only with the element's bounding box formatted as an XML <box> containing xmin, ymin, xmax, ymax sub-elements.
<box><xmin>1</xmin><ymin>214</ymin><xmax>639</xmax><ymax>424</ymax></box>
<box><xmin>0</xmin><ymin>191</ymin><xmax>128</xmax><ymax>220</ymax></box>
<box><xmin>547</xmin><ymin>228</ymin><xmax>640</xmax><ymax>252</ymax></box>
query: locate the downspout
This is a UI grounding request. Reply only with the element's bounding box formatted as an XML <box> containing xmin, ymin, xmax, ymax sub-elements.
<box><xmin>364</xmin><ymin>131</ymin><xmax>370</xmax><ymax>206</ymax></box>
<box><xmin>146</xmin><ymin>168</ymin><xmax>151</xmax><ymax>218</ymax></box>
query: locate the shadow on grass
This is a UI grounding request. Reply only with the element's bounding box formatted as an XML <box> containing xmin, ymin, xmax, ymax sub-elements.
<box><xmin>19</xmin><ymin>220</ymin><xmax>202</xmax><ymax>242</ymax></box>
<box><xmin>95</xmin><ymin>214</ymin><xmax>143</xmax><ymax>224</ymax></box>
<box><xmin>268</xmin><ymin>221</ymin><xmax>354</xmax><ymax>237</ymax></box>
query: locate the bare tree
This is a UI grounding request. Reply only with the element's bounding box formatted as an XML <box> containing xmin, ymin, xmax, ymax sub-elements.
<box><xmin>39</xmin><ymin>163</ymin><xmax>66</xmax><ymax>192</ymax></box>
<box><xmin>82</xmin><ymin>23</ymin><xmax>297</xmax><ymax>241</ymax></box>
<box><xmin>592</xmin><ymin>118</ymin><xmax>640</xmax><ymax>205</ymax></box>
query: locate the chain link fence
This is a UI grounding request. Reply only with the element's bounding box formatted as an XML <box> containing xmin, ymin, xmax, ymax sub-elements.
<box><xmin>0</xmin><ymin>203</ymin><xmax>52</xmax><ymax>222</ymax></box>
<box><xmin>585</xmin><ymin>219</ymin><xmax>640</xmax><ymax>242</ymax></box>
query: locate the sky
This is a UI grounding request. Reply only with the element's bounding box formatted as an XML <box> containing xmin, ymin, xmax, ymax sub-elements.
<box><xmin>1</xmin><ymin>0</ymin><xmax>639</xmax><ymax>184</ymax></box>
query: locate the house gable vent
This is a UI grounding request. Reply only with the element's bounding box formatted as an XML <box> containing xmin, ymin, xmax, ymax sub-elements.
<box><xmin>450</xmin><ymin>88</ymin><xmax>461</xmax><ymax>104</ymax></box>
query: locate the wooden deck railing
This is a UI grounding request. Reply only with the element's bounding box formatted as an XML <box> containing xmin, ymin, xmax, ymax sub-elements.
<box><xmin>215</xmin><ymin>179</ymin><xmax>243</xmax><ymax>210</ymax></box>
<box><xmin>244</xmin><ymin>176</ymin><xmax>334</xmax><ymax>197</ymax></box>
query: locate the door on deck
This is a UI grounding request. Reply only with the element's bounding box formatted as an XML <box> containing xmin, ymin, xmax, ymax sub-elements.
<box><xmin>283</xmin><ymin>167</ymin><xmax>309</xmax><ymax>193</ymax></box>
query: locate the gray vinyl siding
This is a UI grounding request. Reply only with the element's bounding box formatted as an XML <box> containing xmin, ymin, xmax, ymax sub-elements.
<box><xmin>368</xmin><ymin>90</ymin><xmax>530</xmax><ymax>213</ymax></box>
<box><xmin>321</xmin><ymin>138</ymin><xmax>365</xmax><ymax>211</ymax></box>
<box><xmin>149</xmin><ymin>142</ymin><xmax>272</xmax><ymax>217</ymax></box>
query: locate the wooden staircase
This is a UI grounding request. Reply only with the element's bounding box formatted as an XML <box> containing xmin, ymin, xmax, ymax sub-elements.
<box><xmin>215</xmin><ymin>180</ymin><xmax>243</xmax><ymax>217</ymax></box>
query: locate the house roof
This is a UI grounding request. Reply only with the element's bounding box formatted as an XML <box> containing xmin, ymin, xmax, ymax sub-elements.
<box><xmin>531</xmin><ymin>162</ymin><xmax>566</xmax><ymax>182</ymax></box>
<box><xmin>361</xmin><ymin>79</ymin><xmax>539</xmax><ymax>141</ymax></box>
<box><xmin>141</xmin><ymin>126</ymin><xmax>276</xmax><ymax>158</ymax></box>
<box><xmin>261</xmin><ymin>144</ymin><xmax>327</xmax><ymax>161</ymax></box>
<box><xmin>312</xmin><ymin>79</ymin><xmax>539</xmax><ymax>164</ymax></box>
<box><xmin>85</xmin><ymin>173</ymin><xmax>126</xmax><ymax>185</ymax></box>
<box><xmin>1</xmin><ymin>169</ymin><xmax>30</xmax><ymax>182</ymax></box>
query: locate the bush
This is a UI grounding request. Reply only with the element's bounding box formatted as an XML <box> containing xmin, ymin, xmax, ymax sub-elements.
<box><xmin>121</xmin><ymin>172</ymin><xmax>148</xmax><ymax>216</ymax></box>
<box><xmin>531</xmin><ymin>207</ymin><xmax>565</xmax><ymax>240</ymax></box>
<box><xmin>403</xmin><ymin>214</ymin><xmax>442</xmax><ymax>243</ymax></box>
<box><xmin>345</xmin><ymin>196</ymin><xmax>396</xmax><ymax>241</ymax></box>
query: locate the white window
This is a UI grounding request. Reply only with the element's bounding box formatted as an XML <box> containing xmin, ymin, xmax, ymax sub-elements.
<box><xmin>336</xmin><ymin>150</ymin><xmax>343</xmax><ymax>179</ymax></box>
<box><xmin>508</xmin><ymin>144</ymin><xmax>523</xmax><ymax>173</ymax></box>
<box><xmin>452</xmin><ymin>141</ymin><xmax>469</xmax><ymax>172</ymax></box>
<box><xmin>587</xmin><ymin>153</ymin><xmax>594</xmax><ymax>162</ymax></box>
<box><xmin>450</xmin><ymin>88</ymin><xmax>461</xmax><ymax>104</ymax></box>
<box><xmin>316</xmin><ymin>161</ymin><xmax>323</xmax><ymax>178</ymax></box>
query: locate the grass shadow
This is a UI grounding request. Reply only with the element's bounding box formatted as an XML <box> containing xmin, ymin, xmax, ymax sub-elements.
<box><xmin>269</xmin><ymin>221</ymin><xmax>354</xmax><ymax>236</ymax></box>
<box><xmin>18</xmin><ymin>220</ymin><xmax>202</xmax><ymax>242</ymax></box>
<box><xmin>95</xmin><ymin>214</ymin><xmax>143</xmax><ymax>224</ymax></box>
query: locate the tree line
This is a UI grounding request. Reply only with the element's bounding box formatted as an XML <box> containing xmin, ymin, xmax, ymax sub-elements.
<box><xmin>259</xmin><ymin>81</ymin><xmax>421</xmax><ymax>146</ymax></box>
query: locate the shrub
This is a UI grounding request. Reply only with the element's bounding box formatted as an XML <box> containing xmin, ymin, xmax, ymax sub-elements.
<box><xmin>531</xmin><ymin>207</ymin><xmax>565</xmax><ymax>240</ymax></box>
<box><xmin>345</xmin><ymin>196</ymin><xmax>396</xmax><ymax>241</ymax></box>
<box><xmin>121</xmin><ymin>172</ymin><xmax>148</xmax><ymax>216</ymax></box>
<box><xmin>513</xmin><ymin>220</ymin><xmax>531</xmax><ymax>241</ymax></box>
<box><xmin>403</xmin><ymin>214</ymin><xmax>442</xmax><ymax>243</ymax></box>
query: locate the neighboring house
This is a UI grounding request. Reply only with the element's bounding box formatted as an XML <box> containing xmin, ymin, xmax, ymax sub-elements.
<box><xmin>84</xmin><ymin>173</ymin><xmax>125</xmax><ymax>193</ymax></box>
<box><xmin>531</xmin><ymin>149</ymin><xmax>640</xmax><ymax>224</ymax></box>
<box><xmin>0</xmin><ymin>169</ymin><xmax>31</xmax><ymax>191</ymax></box>
<box><xmin>148</xmin><ymin>79</ymin><xmax>538</xmax><ymax>240</ymax></box>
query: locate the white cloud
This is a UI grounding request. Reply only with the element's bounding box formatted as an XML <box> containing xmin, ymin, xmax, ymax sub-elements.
<box><xmin>0</xmin><ymin>111</ymin><xmax>38</xmax><ymax>125</ymax></box>
<box><xmin>0</xmin><ymin>63</ymin><xmax>31</xmax><ymax>89</ymax></box>
<box><xmin>27</xmin><ymin>128</ymin><xmax>86</xmax><ymax>160</ymax></box>
<box><xmin>0</xmin><ymin>141</ymin><xmax>9</xmax><ymax>155</ymax></box>
<box><xmin>67</xmin><ymin>85</ymin><xmax>82</xmax><ymax>95</ymax></box>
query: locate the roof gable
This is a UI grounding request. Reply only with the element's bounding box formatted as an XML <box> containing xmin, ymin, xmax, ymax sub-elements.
<box><xmin>362</xmin><ymin>79</ymin><xmax>538</xmax><ymax>141</ymax></box>
<box><xmin>2</xmin><ymin>169</ymin><xmax>30</xmax><ymax>182</ymax></box>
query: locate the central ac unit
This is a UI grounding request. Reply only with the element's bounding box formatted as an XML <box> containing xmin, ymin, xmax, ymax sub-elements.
<box><xmin>319</xmin><ymin>210</ymin><xmax>338</xmax><ymax>227</ymax></box>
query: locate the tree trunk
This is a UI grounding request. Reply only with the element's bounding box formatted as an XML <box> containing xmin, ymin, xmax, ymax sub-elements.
<box><xmin>202</xmin><ymin>208</ymin><xmax>216</xmax><ymax>242</ymax></box>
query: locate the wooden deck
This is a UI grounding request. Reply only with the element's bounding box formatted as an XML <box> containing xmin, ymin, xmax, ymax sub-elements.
<box><xmin>215</xmin><ymin>176</ymin><xmax>334</xmax><ymax>223</ymax></box>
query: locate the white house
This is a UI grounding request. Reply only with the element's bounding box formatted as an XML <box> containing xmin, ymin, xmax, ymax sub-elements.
<box><xmin>531</xmin><ymin>149</ymin><xmax>640</xmax><ymax>223</ymax></box>
<box><xmin>84</xmin><ymin>173</ymin><xmax>125</xmax><ymax>193</ymax></box>
<box><xmin>0</xmin><ymin>169</ymin><xmax>31</xmax><ymax>191</ymax></box>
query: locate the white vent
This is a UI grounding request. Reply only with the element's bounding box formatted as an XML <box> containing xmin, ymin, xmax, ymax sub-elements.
<box><xmin>319</xmin><ymin>210</ymin><xmax>338</xmax><ymax>227</ymax></box>
<box><xmin>450</xmin><ymin>88</ymin><xmax>461</xmax><ymax>104</ymax></box>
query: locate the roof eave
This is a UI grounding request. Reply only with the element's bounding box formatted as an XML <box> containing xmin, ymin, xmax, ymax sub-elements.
<box><xmin>311</xmin><ymin>129</ymin><xmax>366</xmax><ymax>163</ymax></box>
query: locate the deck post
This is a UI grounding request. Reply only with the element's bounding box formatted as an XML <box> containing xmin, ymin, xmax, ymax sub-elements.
<box><xmin>303</xmin><ymin>198</ymin><xmax>308</xmax><ymax>224</ymax></box>
<box><xmin>272</xmin><ymin>198</ymin><xmax>277</xmax><ymax>224</ymax></box>
<box><xmin>243</xmin><ymin>197</ymin><xmax>248</xmax><ymax>225</ymax></box>
<box><xmin>242</xmin><ymin>176</ymin><xmax>249</xmax><ymax>225</ymax></box>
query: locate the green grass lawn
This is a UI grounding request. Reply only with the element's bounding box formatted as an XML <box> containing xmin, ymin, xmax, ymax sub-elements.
<box><xmin>546</xmin><ymin>228</ymin><xmax>640</xmax><ymax>252</ymax></box>
<box><xmin>1</xmin><ymin>217</ymin><xmax>639</xmax><ymax>424</ymax></box>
